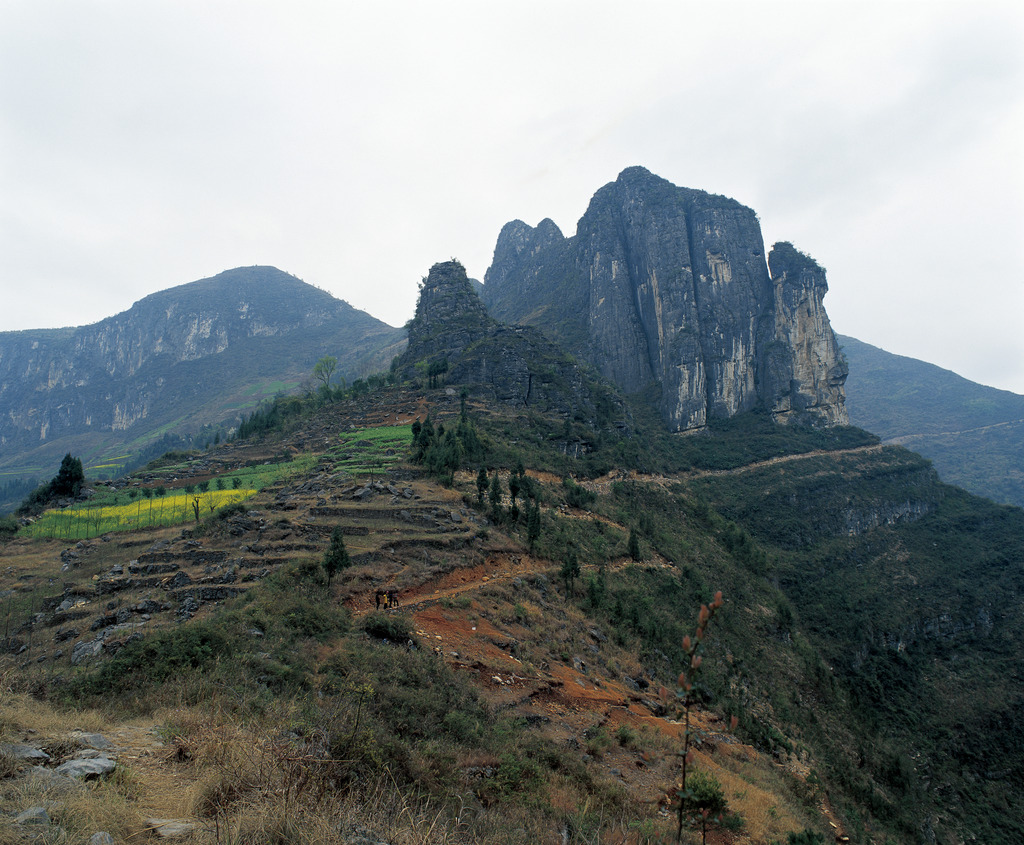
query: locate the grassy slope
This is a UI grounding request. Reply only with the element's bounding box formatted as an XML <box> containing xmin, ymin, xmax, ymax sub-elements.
<box><xmin>2</xmin><ymin>384</ymin><xmax>1022</xmax><ymax>844</ymax></box>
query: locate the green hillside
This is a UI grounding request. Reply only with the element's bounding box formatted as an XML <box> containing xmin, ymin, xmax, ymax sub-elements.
<box><xmin>839</xmin><ymin>334</ymin><xmax>1024</xmax><ymax>507</ymax></box>
<box><xmin>2</xmin><ymin>372</ymin><xmax>1021</xmax><ymax>844</ymax></box>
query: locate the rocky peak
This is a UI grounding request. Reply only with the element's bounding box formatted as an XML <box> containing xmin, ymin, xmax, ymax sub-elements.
<box><xmin>482</xmin><ymin>167</ymin><xmax>848</xmax><ymax>431</ymax></box>
<box><xmin>768</xmin><ymin>241</ymin><xmax>827</xmax><ymax>292</ymax></box>
<box><xmin>404</xmin><ymin>261</ymin><xmax>493</xmax><ymax>365</ymax></box>
<box><xmin>398</xmin><ymin>260</ymin><xmax>620</xmax><ymax>425</ymax></box>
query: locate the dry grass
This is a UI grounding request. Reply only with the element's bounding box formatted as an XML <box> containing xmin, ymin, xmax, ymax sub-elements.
<box><xmin>693</xmin><ymin>746</ymin><xmax>812</xmax><ymax>843</ymax></box>
<box><xmin>49</xmin><ymin>781</ymin><xmax>145</xmax><ymax>841</ymax></box>
<box><xmin>0</xmin><ymin>690</ymin><xmax>106</xmax><ymax>738</ymax></box>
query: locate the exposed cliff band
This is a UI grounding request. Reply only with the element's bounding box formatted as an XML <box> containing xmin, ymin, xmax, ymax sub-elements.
<box><xmin>482</xmin><ymin>166</ymin><xmax>848</xmax><ymax>431</ymax></box>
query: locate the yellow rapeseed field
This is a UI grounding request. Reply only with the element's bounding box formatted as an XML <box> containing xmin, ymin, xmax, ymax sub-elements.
<box><xmin>23</xmin><ymin>488</ymin><xmax>257</xmax><ymax>540</ymax></box>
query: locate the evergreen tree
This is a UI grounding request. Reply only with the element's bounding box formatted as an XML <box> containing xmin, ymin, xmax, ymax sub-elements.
<box><xmin>628</xmin><ymin>528</ymin><xmax>641</xmax><ymax>561</ymax></box>
<box><xmin>527</xmin><ymin>498</ymin><xmax>541</xmax><ymax>553</ymax></box>
<box><xmin>684</xmin><ymin>770</ymin><xmax>729</xmax><ymax>845</ymax></box>
<box><xmin>488</xmin><ymin>472</ymin><xmax>503</xmax><ymax>521</ymax></box>
<box><xmin>476</xmin><ymin>467</ymin><xmax>489</xmax><ymax>506</ymax></box>
<box><xmin>323</xmin><ymin>526</ymin><xmax>351</xmax><ymax>589</ymax></box>
<box><xmin>560</xmin><ymin>549</ymin><xmax>580</xmax><ymax>595</ymax></box>
<box><xmin>51</xmin><ymin>453</ymin><xmax>85</xmax><ymax>498</ymax></box>
<box><xmin>508</xmin><ymin>471</ymin><xmax>521</xmax><ymax>510</ymax></box>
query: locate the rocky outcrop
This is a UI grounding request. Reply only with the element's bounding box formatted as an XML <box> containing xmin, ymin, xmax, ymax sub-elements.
<box><xmin>762</xmin><ymin>242</ymin><xmax>848</xmax><ymax>425</ymax></box>
<box><xmin>397</xmin><ymin>261</ymin><xmax>621</xmax><ymax>426</ymax></box>
<box><xmin>483</xmin><ymin>167</ymin><xmax>848</xmax><ymax>431</ymax></box>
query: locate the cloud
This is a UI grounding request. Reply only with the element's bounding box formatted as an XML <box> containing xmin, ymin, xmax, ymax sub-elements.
<box><xmin>1</xmin><ymin>1</ymin><xmax>1022</xmax><ymax>391</ymax></box>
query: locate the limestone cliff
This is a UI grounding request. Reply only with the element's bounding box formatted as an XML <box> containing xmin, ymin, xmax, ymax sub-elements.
<box><xmin>763</xmin><ymin>242</ymin><xmax>848</xmax><ymax>425</ymax></box>
<box><xmin>483</xmin><ymin>167</ymin><xmax>848</xmax><ymax>430</ymax></box>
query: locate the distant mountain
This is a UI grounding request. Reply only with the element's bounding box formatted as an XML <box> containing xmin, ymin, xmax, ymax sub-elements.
<box><xmin>0</xmin><ymin>266</ymin><xmax>404</xmax><ymax>506</ymax></box>
<box><xmin>483</xmin><ymin>167</ymin><xmax>848</xmax><ymax>431</ymax></box>
<box><xmin>839</xmin><ymin>334</ymin><xmax>1024</xmax><ymax>507</ymax></box>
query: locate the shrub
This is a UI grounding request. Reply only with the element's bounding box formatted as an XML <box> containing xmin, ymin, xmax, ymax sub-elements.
<box><xmin>563</xmin><ymin>477</ymin><xmax>596</xmax><ymax>509</ymax></box>
<box><xmin>585</xmin><ymin>727</ymin><xmax>613</xmax><ymax>758</ymax></box>
<box><xmin>615</xmin><ymin>724</ymin><xmax>639</xmax><ymax>749</ymax></box>
<box><xmin>0</xmin><ymin>516</ymin><xmax>18</xmax><ymax>539</ymax></box>
<box><xmin>361</xmin><ymin>612</ymin><xmax>416</xmax><ymax>645</ymax></box>
<box><xmin>216</xmin><ymin>501</ymin><xmax>248</xmax><ymax>521</ymax></box>
<box><xmin>67</xmin><ymin>622</ymin><xmax>232</xmax><ymax>700</ymax></box>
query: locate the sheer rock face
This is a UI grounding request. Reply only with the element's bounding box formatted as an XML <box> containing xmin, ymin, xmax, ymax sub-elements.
<box><xmin>483</xmin><ymin>166</ymin><xmax>848</xmax><ymax>430</ymax></box>
<box><xmin>763</xmin><ymin>242</ymin><xmax>849</xmax><ymax>425</ymax></box>
<box><xmin>399</xmin><ymin>261</ymin><xmax>619</xmax><ymax>425</ymax></box>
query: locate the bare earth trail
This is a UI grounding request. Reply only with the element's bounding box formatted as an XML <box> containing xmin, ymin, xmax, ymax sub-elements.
<box><xmin>884</xmin><ymin>416</ymin><xmax>1024</xmax><ymax>442</ymax></box>
<box><xmin>577</xmin><ymin>443</ymin><xmax>887</xmax><ymax>494</ymax></box>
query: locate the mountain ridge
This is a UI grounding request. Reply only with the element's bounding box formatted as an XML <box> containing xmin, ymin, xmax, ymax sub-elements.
<box><xmin>840</xmin><ymin>333</ymin><xmax>1024</xmax><ymax>507</ymax></box>
<box><xmin>0</xmin><ymin>266</ymin><xmax>405</xmax><ymax>503</ymax></box>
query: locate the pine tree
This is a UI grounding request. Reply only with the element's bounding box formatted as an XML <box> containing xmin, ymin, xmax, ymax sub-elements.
<box><xmin>323</xmin><ymin>526</ymin><xmax>351</xmax><ymax>590</ymax></box>
<box><xmin>628</xmin><ymin>528</ymin><xmax>641</xmax><ymax>561</ymax></box>
<box><xmin>685</xmin><ymin>770</ymin><xmax>728</xmax><ymax>845</ymax></box>
<box><xmin>51</xmin><ymin>453</ymin><xmax>85</xmax><ymax>498</ymax></box>
<box><xmin>560</xmin><ymin>549</ymin><xmax>580</xmax><ymax>595</ymax></box>
<box><xmin>476</xmin><ymin>467</ymin><xmax>489</xmax><ymax>506</ymax></box>
<box><xmin>488</xmin><ymin>472</ymin><xmax>503</xmax><ymax>521</ymax></box>
<box><xmin>527</xmin><ymin>498</ymin><xmax>541</xmax><ymax>552</ymax></box>
<box><xmin>508</xmin><ymin>471</ymin><xmax>521</xmax><ymax>511</ymax></box>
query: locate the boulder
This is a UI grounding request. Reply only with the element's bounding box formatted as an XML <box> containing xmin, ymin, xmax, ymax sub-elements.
<box><xmin>71</xmin><ymin>639</ymin><xmax>104</xmax><ymax>665</ymax></box>
<box><xmin>56</xmin><ymin>756</ymin><xmax>116</xmax><ymax>780</ymax></box>
<box><xmin>15</xmin><ymin>806</ymin><xmax>51</xmax><ymax>825</ymax></box>
<box><xmin>0</xmin><ymin>743</ymin><xmax>51</xmax><ymax>763</ymax></box>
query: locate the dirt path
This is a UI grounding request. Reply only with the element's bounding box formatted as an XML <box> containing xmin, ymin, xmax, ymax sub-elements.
<box><xmin>885</xmin><ymin>416</ymin><xmax>1024</xmax><ymax>442</ymax></box>
<box><xmin>579</xmin><ymin>444</ymin><xmax>886</xmax><ymax>494</ymax></box>
<box><xmin>348</xmin><ymin>553</ymin><xmax>554</xmax><ymax>616</ymax></box>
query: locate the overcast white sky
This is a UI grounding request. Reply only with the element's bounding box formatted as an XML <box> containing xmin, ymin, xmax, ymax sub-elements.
<box><xmin>2</xmin><ymin>1</ymin><xmax>1022</xmax><ymax>392</ymax></box>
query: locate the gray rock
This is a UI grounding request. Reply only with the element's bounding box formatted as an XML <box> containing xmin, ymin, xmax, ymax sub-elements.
<box><xmin>482</xmin><ymin>166</ymin><xmax>848</xmax><ymax>431</ymax></box>
<box><xmin>70</xmin><ymin>731</ymin><xmax>113</xmax><ymax>750</ymax></box>
<box><xmin>24</xmin><ymin>765</ymin><xmax>83</xmax><ymax>796</ymax></box>
<box><xmin>0</xmin><ymin>743</ymin><xmax>51</xmax><ymax>762</ymax></box>
<box><xmin>397</xmin><ymin>261</ymin><xmax>616</xmax><ymax>423</ymax></box>
<box><xmin>56</xmin><ymin>756</ymin><xmax>116</xmax><ymax>779</ymax></box>
<box><xmin>15</xmin><ymin>806</ymin><xmax>51</xmax><ymax>825</ymax></box>
<box><xmin>91</xmin><ymin>834</ymin><xmax>116</xmax><ymax>845</ymax></box>
<box><xmin>71</xmin><ymin>639</ymin><xmax>104</xmax><ymax>665</ymax></box>
<box><xmin>167</xmin><ymin>571</ymin><xmax>193</xmax><ymax>589</ymax></box>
